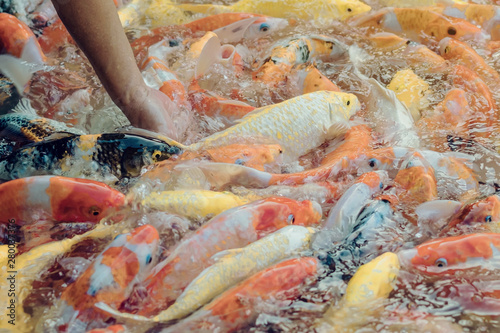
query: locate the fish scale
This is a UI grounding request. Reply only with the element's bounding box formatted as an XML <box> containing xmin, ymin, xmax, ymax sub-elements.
<box><xmin>189</xmin><ymin>91</ymin><xmax>359</xmax><ymax>163</ymax></box>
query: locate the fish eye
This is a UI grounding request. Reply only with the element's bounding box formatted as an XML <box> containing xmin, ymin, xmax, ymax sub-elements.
<box><xmin>89</xmin><ymin>206</ymin><xmax>101</xmax><ymax>217</ymax></box>
<box><xmin>368</xmin><ymin>158</ymin><xmax>378</xmax><ymax>168</ymax></box>
<box><xmin>146</xmin><ymin>254</ymin><xmax>152</xmax><ymax>264</ymax></box>
<box><xmin>485</xmin><ymin>215</ymin><xmax>492</xmax><ymax>223</ymax></box>
<box><xmin>347</xmin><ymin>7</ymin><xmax>352</xmax><ymax>12</ymax></box>
<box><xmin>346</xmin><ymin>100</ymin><xmax>350</xmax><ymax>106</ymax></box>
<box><xmin>447</xmin><ymin>27</ymin><xmax>457</xmax><ymax>35</ymax></box>
<box><xmin>287</xmin><ymin>214</ymin><xmax>295</xmax><ymax>224</ymax></box>
<box><xmin>169</xmin><ymin>39</ymin><xmax>179</xmax><ymax>47</ymax></box>
<box><xmin>259</xmin><ymin>23</ymin><xmax>270</xmax><ymax>32</ymax></box>
<box><xmin>444</xmin><ymin>46</ymin><xmax>450</xmax><ymax>54</ymax></box>
<box><xmin>379</xmin><ymin>182</ymin><xmax>383</xmax><ymax>189</ymax></box>
<box><xmin>235</xmin><ymin>158</ymin><xmax>245</xmax><ymax>165</ymax></box>
<box><xmin>435</xmin><ymin>258</ymin><xmax>448</xmax><ymax>268</ymax></box>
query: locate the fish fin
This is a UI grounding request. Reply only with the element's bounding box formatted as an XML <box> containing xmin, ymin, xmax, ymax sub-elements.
<box><xmin>213</xmin><ymin>17</ymin><xmax>260</xmax><ymax>44</ymax></box>
<box><xmin>0</xmin><ymin>55</ymin><xmax>33</xmax><ymax>94</ymax></box>
<box><xmin>195</xmin><ymin>34</ymin><xmax>221</xmax><ymax>78</ymax></box>
<box><xmin>12</xmin><ymin>98</ymin><xmax>37</xmax><ymax>115</ymax></box>
<box><xmin>415</xmin><ymin>200</ymin><xmax>462</xmax><ymax>223</ymax></box>
<box><xmin>94</xmin><ymin>302</ymin><xmax>155</xmax><ymax>322</ymax></box>
<box><xmin>174</xmin><ymin>3</ymin><xmax>229</xmax><ymax>15</ymax></box>
<box><xmin>326</xmin><ymin>121</ymin><xmax>350</xmax><ymax>139</ymax></box>
<box><xmin>21</xmin><ymin>36</ymin><xmax>45</xmax><ymax>65</ymax></box>
<box><xmin>210</xmin><ymin>248</ymin><xmax>243</xmax><ymax>262</ymax></box>
<box><xmin>115</xmin><ymin>127</ymin><xmax>188</xmax><ymax>150</ymax></box>
<box><xmin>40</xmin><ymin>132</ymin><xmax>78</xmax><ymax>142</ymax></box>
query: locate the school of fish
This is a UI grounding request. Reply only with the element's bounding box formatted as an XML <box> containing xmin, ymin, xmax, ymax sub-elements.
<box><xmin>3</xmin><ymin>0</ymin><xmax>500</xmax><ymax>332</ymax></box>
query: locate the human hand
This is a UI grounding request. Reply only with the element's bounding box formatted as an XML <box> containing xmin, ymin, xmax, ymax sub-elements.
<box><xmin>117</xmin><ymin>85</ymin><xmax>181</xmax><ymax>141</ymax></box>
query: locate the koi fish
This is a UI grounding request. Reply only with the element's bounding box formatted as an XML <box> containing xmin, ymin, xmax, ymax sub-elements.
<box><xmin>37</xmin><ymin>18</ymin><xmax>74</xmax><ymax>54</ymax></box>
<box><xmin>141</xmin><ymin>190</ymin><xmax>259</xmax><ymax>219</ymax></box>
<box><xmin>96</xmin><ymin>225</ymin><xmax>315</xmax><ymax>322</ymax></box>
<box><xmin>86</xmin><ymin>325</ymin><xmax>126</xmax><ymax>333</ymax></box>
<box><xmin>439</xmin><ymin>37</ymin><xmax>500</xmax><ymax>92</ymax></box>
<box><xmin>0</xmin><ymin>175</ymin><xmax>125</xmax><ymax>225</ymax></box>
<box><xmin>293</xmin><ymin>64</ymin><xmax>341</xmax><ymax>95</ymax></box>
<box><xmin>387</xmin><ymin>69</ymin><xmax>430</xmax><ymax>121</ymax></box>
<box><xmin>162</xmin><ymin>257</ymin><xmax>319</xmax><ymax>333</ymax></box>
<box><xmin>175</xmin><ymin>0</ymin><xmax>371</xmax><ymax>22</ymax></box>
<box><xmin>317</xmin><ymin>252</ymin><xmax>400</xmax><ymax>331</ymax></box>
<box><xmin>253</xmin><ymin>35</ymin><xmax>347</xmax><ymax>86</ymax></box>
<box><xmin>132</xmin><ymin>197</ymin><xmax>321</xmax><ymax>316</ymax></box>
<box><xmin>189</xmin><ymin>91</ymin><xmax>360</xmax><ymax>163</ymax></box>
<box><xmin>55</xmin><ymin>225</ymin><xmax>159</xmax><ymax>332</ymax></box>
<box><xmin>140</xmin><ymin>56</ymin><xmax>188</xmax><ymax>107</ymax></box>
<box><xmin>0</xmin><ymin>133</ymin><xmax>183</xmax><ymax>181</ymax></box>
<box><xmin>398</xmin><ymin>233</ymin><xmax>500</xmax><ymax>275</ymax></box>
<box><xmin>445</xmin><ymin>194</ymin><xmax>500</xmax><ymax>231</ymax></box>
<box><xmin>429</xmin><ymin>3</ymin><xmax>500</xmax><ymax>41</ymax></box>
<box><xmin>144</xmin><ymin>0</ymin><xmax>193</xmax><ymax>28</ymax></box>
<box><xmin>350</xmin><ymin>7</ymin><xmax>485</xmax><ymax>45</ymax></box>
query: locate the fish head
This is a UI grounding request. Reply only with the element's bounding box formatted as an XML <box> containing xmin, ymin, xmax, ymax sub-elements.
<box><xmin>398</xmin><ymin>234</ymin><xmax>500</xmax><ymax>275</ymax></box>
<box><xmin>348</xmin><ymin>8</ymin><xmax>391</xmax><ymax>30</ymax></box>
<box><xmin>257</xmin><ymin>197</ymin><xmax>323</xmax><ymax>228</ymax></box>
<box><xmin>426</xmin><ymin>18</ymin><xmax>485</xmax><ymax>44</ymax></box>
<box><xmin>450</xmin><ymin>195</ymin><xmax>500</xmax><ymax>228</ymax></box>
<box><xmin>355</xmin><ymin>147</ymin><xmax>409</xmax><ymax>175</ymax></box>
<box><xmin>295</xmin><ymin>65</ymin><xmax>340</xmax><ymax>94</ymax></box>
<box><xmin>336</xmin><ymin>0</ymin><xmax>372</xmax><ymax>21</ymax></box>
<box><xmin>244</xmin><ymin>17</ymin><xmax>289</xmax><ymax>40</ymax></box>
<box><xmin>206</xmin><ymin>144</ymin><xmax>283</xmax><ymax>171</ymax></box>
<box><xmin>438</xmin><ymin>36</ymin><xmax>464</xmax><ymax>60</ymax></box>
<box><xmin>49</xmin><ymin>177</ymin><xmax>126</xmax><ymax>223</ymax></box>
<box><xmin>333</xmin><ymin>91</ymin><xmax>361</xmax><ymax>120</ymax></box>
<box><xmin>355</xmin><ymin>170</ymin><xmax>389</xmax><ymax>192</ymax></box>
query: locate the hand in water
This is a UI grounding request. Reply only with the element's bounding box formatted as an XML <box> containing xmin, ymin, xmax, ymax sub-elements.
<box><xmin>119</xmin><ymin>85</ymin><xmax>181</xmax><ymax>141</ymax></box>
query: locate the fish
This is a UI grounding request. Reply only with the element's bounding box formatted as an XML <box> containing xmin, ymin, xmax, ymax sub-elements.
<box><xmin>293</xmin><ymin>64</ymin><xmax>341</xmax><ymax>95</ymax></box>
<box><xmin>188</xmin><ymin>91</ymin><xmax>360</xmax><ymax>163</ymax></box>
<box><xmin>398</xmin><ymin>233</ymin><xmax>500</xmax><ymax>275</ymax></box>
<box><xmin>140</xmin><ymin>56</ymin><xmax>188</xmax><ymax>107</ymax></box>
<box><xmin>387</xmin><ymin>69</ymin><xmax>430</xmax><ymax>121</ymax></box>
<box><xmin>445</xmin><ymin>194</ymin><xmax>500</xmax><ymax>231</ymax></box>
<box><xmin>144</xmin><ymin>0</ymin><xmax>193</xmax><ymax>28</ymax></box>
<box><xmin>140</xmin><ymin>190</ymin><xmax>260</xmax><ymax>219</ymax></box>
<box><xmin>96</xmin><ymin>225</ymin><xmax>315</xmax><ymax>322</ymax></box>
<box><xmin>28</xmin><ymin>0</ymin><xmax>57</xmax><ymax>29</ymax></box>
<box><xmin>0</xmin><ymin>223</ymin><xmax>119</xmax><ymax>333</ymax></box>
<box><xmin>429</xmin><ymin>3</ymin><xmax>500</xmax><ymax>41</ymax></box>
<box><xmin>131</xmin><ymin>197</ymin><xmax>321</xmax><ymax>316</ymax></box>
<box><xmin>37</xmin><ymin>19</ymin><xmax>74</xmax><ymax>54</ymax></box>
<box><xmin>253</xmin><ymin>35</ymin><xmax>347</xmax><ymax>86</ymax></box>
<box><xmin>439</xmin><ymin>37</ymin><xmax>500</xmax><ymax>93</ymax></box>
<box><xmin>54</xmin><ymin>225</ymin><xmax>160</xmax><ymax>331</ymax></box>
<box><xmin>161</xmin><ymin>257</ymin><xmax>319</xmax><ymax>333</ymax></box>
<box><xmin>175</xmin><ymin>0</ymin><xmax>371</xmax><ymax>22</ymax></box>
<box><xmin>317</xmin><ymin>252</ymin><xmax>400</xmax><ymax>331</ymax></box>
<box><xmin>85</xmin><ymin>325</ymin><xmax>126</xmax><ymax>333</ymax></box>
<box><xmin>350</xmin><ymin>7</ymin><xmax>486</xmax><ymax>45</ymax></box>
<box><xmin>323</xmin><ymin>170</ymin><xmax>389</xmax><ymax>233</ymax></box>
<box><xmin>0</xmin><ymin>175</ymin><xmax>125</xmax><ymax>225</ymax></box>
<box><xmin>0</xmin><ymin>132</ymin><xmax>184</xmax><ymax>181</ymax></box>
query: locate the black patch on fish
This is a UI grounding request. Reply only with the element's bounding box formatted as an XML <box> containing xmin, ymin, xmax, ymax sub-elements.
<box><xmin>297</xmin><ymin>40</ymin><xmax>311</xmax><ymax>63</ymax></box>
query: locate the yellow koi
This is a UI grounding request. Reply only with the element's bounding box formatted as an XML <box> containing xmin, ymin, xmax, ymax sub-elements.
<box><xmin>387</xmin><ymin>69</ymin><xmax>431</xmax><ymax>121</ymax></box>
<box><xmin>96</xmin><ymin>225</ymin><xmax>315</xmax><ymax>323</ymax></box>
<box><xmin>189</xmin><ymin>91</ymin><xmax>360</xmax><ymax>163</ymax></box>
<box><xmin>141</xmin><ymin>190</ymin><xmax>260</xmax><ymax>219</ymax></box>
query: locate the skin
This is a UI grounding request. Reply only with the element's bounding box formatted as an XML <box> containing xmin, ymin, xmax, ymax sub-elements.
<box><xmin>50</xmin><ymin>0</ymin><xmax>181</xmax><ymax>139</ymax></box>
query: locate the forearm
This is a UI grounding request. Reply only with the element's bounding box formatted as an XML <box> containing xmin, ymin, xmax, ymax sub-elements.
<box><xmin>51</xmin><ymin>0</ymin><xmax>147</xmax><ymax>109</ymax></box>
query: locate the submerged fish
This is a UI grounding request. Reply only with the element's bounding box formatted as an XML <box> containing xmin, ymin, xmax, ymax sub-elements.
<box><xmin>387</xmin><ymin>69</ymin><xmax>430</xmax><ymax>122</ymax></box>
<box><xmin>97</xmin><ymin>225</ymin><xmax>315</xmax><ymax>322</ymax></box>
<box><xmin>189</xmin><ymin>91</ymin><xmax>360</xmax><ymax>163</ymax></box>
<box><xmin>162</xmin><ymin>257</ymin><xmax>319</xmax><ymax>333</ymax></box>
<box><xmin>0</xmin><ymin>133</ymin><xmax>183</xmax><ymax>181</ymax></box>
<box><xmin>134</xmin><ymin>197</ymin><xmax>321</xmax><ymax>316</ymax></box>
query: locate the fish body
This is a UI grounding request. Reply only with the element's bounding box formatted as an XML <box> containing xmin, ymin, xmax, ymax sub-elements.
<box><xmin>57</xmin><ymin>225</ymin><xmax>159</xmax><ymax>330</ymax></box>
<box><xmin>210</xmin><ymin>14</ymin><xmax>289</xmax><ymax>43</ymax></box>
<box><xmin>294</xmin><ymin>64</ymin><xmax>341</xmax><ymax>95</ymax></box>
<box><xmin>0</xmin><ymin>12</ymin><xmax>46</xmax><ymax>61</ymax></box>
<box><xmin>141</xmin><ymin>190</ymin><xmax>257</xmax><ymax>219</ymax></box>
<box><xmin>85</xmin><ymin>325</ymin><xmax>126</xmax><ymax>333</ymax></box>
<box><xmin>163</xmin><ymin>257</ymin><xmax>319</xmax><ymax>333</ymax></box>
<box><xmin>0</xmin><ymin>133</ymin><xmax>183</xmax><ymax>181</ymax></box>
<box><xmin>141</xmin><ymin>56</ymin><xmax>188</xmax><ymax>106</ymax></box>
<box><xmin>144</xmin><ymin>0</ymin><xmax>192</xmax><ymax>28</ymax></box>
<box><xmin>387</xmin><ymin>69</ymin><xmax>430</xmax><ymax>121</ymax></box>
<box><xmin>37</xmin><ymin>18</ymin><xmax>74</xmax><ymax>54</ymax></box>
<box><xmin>175</xmin><ymin>0</ymin><xmax>371</xmax><ymax>22</ymax></box>
<box><xmin>399</xmin><ymin>233</ymin><xmax>500</xmax><ymax>275</ymax></box>
<box><xmin>135</xmin><ymin>197</ymin><xmax>321</xmax><ymax>316</ymax></box>
<box><xmin>189</xmin><ymin>91</ymin><xmax>360</xmax><ymax>163</ymax></box>
<box><xmin>0</xmin><ymin>175</ymin><xmax>125</xmax><ymax>225</ymax></box>
<box><xmin>350</xmin><ymin>7</ymin><xmax>485</xmax><ymax>45</ymax></box>
<box><xmin>97</xmin><ymin>225</ymin><xmax>315</xmax><ymax>322</ymax></box>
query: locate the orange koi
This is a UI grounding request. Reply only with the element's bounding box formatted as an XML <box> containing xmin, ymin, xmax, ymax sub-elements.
<box><xmin>439</xmin><ymin>37</ymin><xmax>500</xmax><ymax>92</ymax></box>
<box><xmin>0</xmin><ymin>13</ymin><xmax>46</xmax><ymax>61</ymax></box>
<box><xmin>130</xmin><ymin>197</ymin><xmax>321</xmax><ymax>316</ymax></box>
<box><xmin>294</xmin><ymin>64</ymin><xmax>341</xmax><ymax>94</ymax></box>
<box><xmin>399</xmin><ymin>233</ymin><xmax>500</xmax><ymax>275</ymax></box>
<box><xmin>57</xmin><ymin>225</ymin><xmax>159</xmax><ymax>331</ymax></box>
<box><xmin>163</xmin><ymin>257</ymin><xmax>318</xmax><ymax>333</ymax></box>
<box><xmin>446</xmin><ymin>194</ymin><xmax>500</xmax><ymax>230</ymax></box>
<box><xmin>0</xmin><ymin>176</ymin><xmax>125</xmax><ymax>225</ymax></box>
<box><xmin>140</xmin><ymin>56</ymin><xmax>188</xmax><ymax>106</ymax></box>
<box><xmin>86</xmin><ymin>325</ymin><xmax>126</xmax><ymax>333</ymax></box>
<box><xmin>37</xmin><ymin>19</ymin><xmax>74</xmax><ymax>54</ymax></box>
<box><xmin>350</xmin><ymin>7</ymin><xmax>485</xmax><ymax>46</ymax></box>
